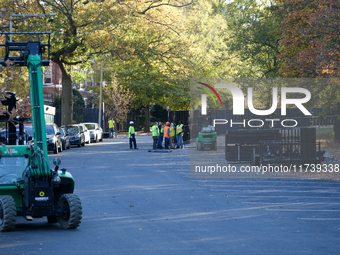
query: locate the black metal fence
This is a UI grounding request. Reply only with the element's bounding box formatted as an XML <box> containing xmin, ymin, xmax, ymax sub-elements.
<box><xmin>55</xmin><ymin>107</ymin><xmax>140</xmax><ymax>132</ymax></box>
<box><xmin>225</xmin><ymin>127</ymin><xmax>321</xmax><ymax>165</ymax></box>
<box><xmin>258</xmin><ymin>128</ymin><xmax>320</xmax><ymax>165</ymax></box>
<box><xmin>54</xmin><ymin>106</ymin><xmax>335</xmax><ymax>143</ymax></box>
<box><xmin>190</xmin><ymin>108</ymin><xmax>336</xmax><ymax>139</ymax></box>
<box><xmin>225</xmin><ymin>129</ymin><xmax>281</xmax><ymax>162</ymax></box>
<box><xmin>168</xmin><ymin>110</ymin><xmax>190</xmax><ymax>141</ymax></box>
<box><xmin>55</xmin><ymin>107</ymin><xmax>101</xmax><ymax>127</ymax></box>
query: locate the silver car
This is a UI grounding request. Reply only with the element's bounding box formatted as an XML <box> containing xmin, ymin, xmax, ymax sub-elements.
<box><xmin>77</xmin><ymin>124</ymin><xmax>91</xmax><ymax>144</ymax></box>
<box><xmin>80</xmin><ymin>122</ymin><xmax>103</xmax><ymax>143</ymax></box>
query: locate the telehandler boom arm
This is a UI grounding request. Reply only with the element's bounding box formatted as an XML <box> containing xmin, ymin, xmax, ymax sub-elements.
<box><xmin>0</xmin><ymin>32</ymin><xmax>51</xmax><ymax>178</ymax></box>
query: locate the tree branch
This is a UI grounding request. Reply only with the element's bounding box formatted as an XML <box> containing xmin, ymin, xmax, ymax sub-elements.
<box><xmin>137</xmin><ymin>1</ymin><xmax>194</xmax><ymax>15</ymax></box>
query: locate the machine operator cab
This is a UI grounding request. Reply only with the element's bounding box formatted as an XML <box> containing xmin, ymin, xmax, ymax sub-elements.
<box><xmin>0</xmin><ymin>156</ymin><xmax>29</xmax><ymax>185</ymax></box>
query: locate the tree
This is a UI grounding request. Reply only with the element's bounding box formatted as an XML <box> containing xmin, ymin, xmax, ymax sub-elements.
<box><xmin>73</xmin><ymin>89</ymin><xmax>85</xmax><ymax>123</ymax></box>
<box><xmin>278</xmin><ymin>0</ymin><xmax>340</xmax><ymax>78</ymax></box>
<box><xmin>183</xmin><ymin>0</ymin><xmax>230</xmax><ymax>78</ymax></box>
<box><xmin>3</xmin><ymin>0</ymin><xmax>193</xmax><ymax>126</ymax></box>
<box><xmin>87</xmin><ymin>2</ymin><xmax>196</xmax><ymax>131</ymax></box>
<box><xmin>53</xmin><ymin>89</ymin><xmax>84</xmax><ymax>123</ymax></box>
<box><xmin>150</xmin><ymin>104</ymin><xmax>168</xmax><ymax>123</ymax></box>
<box><xmin>0</xmin><ymin>67</ymin><xmax>29</xmax><ymax>96</ymax></box>
<box><xmin>220</xmin><ymin>0</ymin><xmax>282</xmax><ymax>78</ymax></box>
<box><xmin>102</xmin><ymin>76</ymin><xmax>132</xmax><ymax>125</ymax></box>
<box><xmin>184</xmin><ymin>1</ymin><xmax>284</xmax><ymax>110</ymax></box>
<box><xmin>16</xmin><ymin>98</ymin><xmax>31</xmax><ymax>118</ymax></box>
<box><xmin>277</xmin><ymin>0</ymin><xmax>340</xmax><ymax>111</ymax></box>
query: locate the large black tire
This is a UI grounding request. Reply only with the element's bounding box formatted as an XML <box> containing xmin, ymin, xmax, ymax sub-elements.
<box><xmin>62</xmin><ymin>141</ymin><xmax>66</xmax><ymax>150</ymax></box>
<box><xmin>58</xmin><ymin>194</ymin><xmax>82</xmax><ymax>229</ymax></box>
<box><xmin>94</xmin><ymin>136</ymin><xmax>97</xmax><ymax>143</ymax></box>
<box><xmin>0</xmin><ymin>195</ymin><xmax>17</xmax><ymax>231</ymax></box>
<box><xmin>58</xmin><ymin>142</ymin><xmax>63</xmax><ymax>153</ymax></box>
<box><xmin>53</xmin><ymin>143</ymin><xmax>58</xmax><ymax>154</ymax></box>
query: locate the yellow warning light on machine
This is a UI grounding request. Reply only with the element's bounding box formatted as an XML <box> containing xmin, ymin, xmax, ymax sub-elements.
<box><xmin>39</xmin><ymin>191</ymin><xmax>45</xmax><ymax>197</ymax></box>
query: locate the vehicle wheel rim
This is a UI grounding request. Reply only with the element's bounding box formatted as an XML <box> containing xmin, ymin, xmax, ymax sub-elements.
<box><xmin>60</xmin><ymin>199</ymin><xmax>70</xmax><ymax>222</ymax></box>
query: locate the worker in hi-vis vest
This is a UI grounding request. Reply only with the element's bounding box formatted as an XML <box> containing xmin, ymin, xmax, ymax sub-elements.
<box><xmin>156</xmin><ymin>122</ymin><xmax>164</xmax><ymax>149</ymax></box>
<box><xmin>129</xmin><ymin>121</ymin><xmax>138</xmax><ymax>149</ymax></box>
<box><xmin>151</xmin><ymin>122</ymin><xmax>159</xmax><ymax>149</ymax></box>
<box><xmin>176</xmin><ymin>120</ymin><xmax>184</xmax><ymax>149</ymax></box>
<box><xmin>169</xmin><ymin>123</ymin><xmax>175</xmax><ymax>149</ymax></box>
<box><xmin>108</xmin><ymin>118</ymin><xmax>115</xmax><ymax>138</ymax></box>
<box><xmin>163</xmin><ymin>122</ymin><xmax>170</xmax><ymax>149</ymax></box>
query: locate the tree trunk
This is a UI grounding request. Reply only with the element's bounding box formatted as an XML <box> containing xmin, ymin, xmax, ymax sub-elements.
<box><xmin>144</xmin><ymin>104</ymin><xmax>150</xmax><ymax>132</ymax></box>
<box><xmin>59</xmin><ymin>62</ymin><xmax>73</xmax><ymax>125</ymax></box>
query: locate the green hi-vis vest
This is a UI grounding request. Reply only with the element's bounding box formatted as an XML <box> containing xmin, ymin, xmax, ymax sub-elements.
<box><xmin>129</xmin><ymin>126</ymin><xmax>135</xmax><ymax>138</ymax></box>
<box><xmin>170</xmin><ymin>126</ymin><xmax>175</xmax><ymax>137</ymax></box>
<box><xmin>151</xmin><ymin>125</ymin><xmax>159</xmax><ymax>136</ymax></box>
<box><xmin>109</xmin><ymin>120</ymin><xmax>115</xmax><ymax>128</ymax></box>
<box><xmin>160</xmin><ymin>127</ymin><xmax>164</xmax><ymax>135</ymax></box>
<box><xmin>176</xmin><ymin>124</ymin><xmax>183</xmax><ymax>135</ymax></box>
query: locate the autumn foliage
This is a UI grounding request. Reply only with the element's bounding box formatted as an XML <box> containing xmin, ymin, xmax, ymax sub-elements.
<box><xmin>278</xmin><ymin>0</ymin><xmax>340</xmax><ymax>78</ymax></box>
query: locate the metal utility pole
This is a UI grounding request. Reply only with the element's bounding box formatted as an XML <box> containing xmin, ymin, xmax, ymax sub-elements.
<box><xmin>98</xmin><ymin>60</ymin><xmax>103</xmax><ymax>127</ymax></box>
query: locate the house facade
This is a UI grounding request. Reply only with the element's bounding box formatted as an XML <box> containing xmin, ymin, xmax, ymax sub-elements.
<box><xmin>42</xmin><ymin>62</ymin><xmax>94</xmax><ymax>107</ymax></box>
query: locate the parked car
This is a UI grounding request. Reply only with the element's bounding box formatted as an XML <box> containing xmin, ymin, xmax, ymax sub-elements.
<box><xmin>80</xmin><ymin>122</ymin><xmax>103</xmax><ymax>143</ymax></box>
<box><xmin>59</xmin><ymin>127</ymin><xmax>71</xmax><ymax>150</ymax></box>
<box><xmin>0</xmin><ymin>126</ymin><xmax>29</xmax><ymax>145</ymax></box>
<box><xmin>64</xmin><ymin>125</ymin><xmax>85</xmax><ymax>147</ymax></box>
<box><xmin>77</xmin><ymin>124</ymin><xmax>91</xmax><ymax>144</ymax></box>
<box><xmin>46</xmin><ymin>124</ymin><xmax>63</xmax><ymax>154</ymax></box>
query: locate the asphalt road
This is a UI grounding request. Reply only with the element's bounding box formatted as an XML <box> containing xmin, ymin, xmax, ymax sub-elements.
<box><xmin>0</xmin><ymin>136</ymin><xmax>339</xmax><ymax>255</ymax></box>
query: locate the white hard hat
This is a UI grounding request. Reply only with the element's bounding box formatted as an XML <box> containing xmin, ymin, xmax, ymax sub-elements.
<box><xmin>129</xmin><ymin>121</ymin><xmax>134</xmax><ymax>124</ymax></box>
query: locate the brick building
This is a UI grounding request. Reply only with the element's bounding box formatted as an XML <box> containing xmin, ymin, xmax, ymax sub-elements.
<box><xmin>42</xmin><ymin>62</ymin><xmax>94</xmax><ymax>107</ymax></box>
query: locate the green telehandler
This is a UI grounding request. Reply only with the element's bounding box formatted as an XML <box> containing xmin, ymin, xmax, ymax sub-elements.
<box><xmin>0</xmin><ymin>31</ymin><xmax>82</xmax><ymax>231</ymax></box>
<box><xmin>196</xmin><ymin>115</ymin><xmax>217</xmax><ymax>151</ymax></box>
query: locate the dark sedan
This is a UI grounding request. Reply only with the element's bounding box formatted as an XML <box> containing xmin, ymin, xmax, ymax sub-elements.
<box><xmin>64</xmin><ymin>125</ymin><xmax>85</xmax><ymax>147</ymax></box>
<box><xmin>0</xmin><ymin>127</ymin><xmax>29</xmax><ymax>145</ymax></box>
<box><xmin>46</xmin><ymin>124</ymin><xmax>62</xmax><ymax>154</ymax></box>
<box><xmin>59</xmin><ymin>127</ymin><xmax>71</xmax><ymax>150</ymax></box>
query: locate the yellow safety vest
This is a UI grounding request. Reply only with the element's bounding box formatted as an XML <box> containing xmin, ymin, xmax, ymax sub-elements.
<box><xmin>129</xmin><ymin>126</ymin><xmax>135</xmax><ymax>138</ymax></box>
<box><xmin>109</xmin><ymin>120</ymin><xmax>115</xmax><ymax>128</ymax></box>
<box><xmin>151</xmin><ymin>125</ymin><xmax>159</xmax><ymax>136</ymax></box>
<box><xmin>170</xmin><ymin>126</ymin><xmax>175</xmax><ymax>137</ymax></box>
<box><xmin>176</xmin><ymin>124</ymin><xmax>183</xmax><ymax>135</ymax></box>
<box><xmin>160</xmin><ymin>127</ymin><xmax>164</xmax><ymax>135</ymax></box>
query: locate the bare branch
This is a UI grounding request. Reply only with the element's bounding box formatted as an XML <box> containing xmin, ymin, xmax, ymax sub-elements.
<box><xmin>136</xmin><ymin>1</ymin><xmax>194</xmax><ymax>15</ymax></box>
<box><xmin>40</xmin><ymin>0</ymin><xmax>68</xmax><ymax>16</ymax></box>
